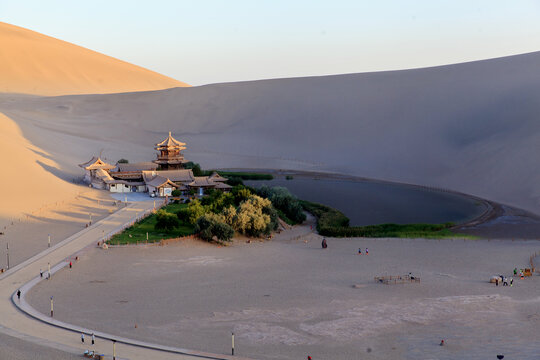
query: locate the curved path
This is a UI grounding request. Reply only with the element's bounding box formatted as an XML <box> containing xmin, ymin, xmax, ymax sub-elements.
<box><xmin>0</xmin><ymin>201</ymin><xmax>251</xmax><ymax>360</ymax></box>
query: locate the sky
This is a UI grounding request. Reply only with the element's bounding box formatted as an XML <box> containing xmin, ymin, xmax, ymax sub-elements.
<box><xmin>2</xmin><ymin>1</ymin><xmax>540</xmax><ymax>86</ymax></box>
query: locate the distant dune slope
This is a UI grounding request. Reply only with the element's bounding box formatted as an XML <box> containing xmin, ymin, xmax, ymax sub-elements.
<box><xmin>1</xmin><ymin>52</ymin><xmax>539</xmax><ymax>216</ymax></box>
<box><xmin>0</xmin><ymin>22</ymin><xmax>188</xmax><ymax>95</ymax></box>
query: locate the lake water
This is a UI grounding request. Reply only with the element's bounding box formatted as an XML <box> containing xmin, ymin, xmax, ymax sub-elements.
<box><xmin>245</xmin><ymin>176</ymin><xmax>487</xmax><ymax>226</ymax></box>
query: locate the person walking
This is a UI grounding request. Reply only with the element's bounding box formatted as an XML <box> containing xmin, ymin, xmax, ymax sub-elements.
<box><xmin>40</xmin><ymin>269</ymin><xmax>43</xmax><ymax>278</ymax></box>
<box><xmin>81</xmin><ymin>333</ymin><xmax>84</xmax><ymax>343</ymax></box>
<box><xmin>69</xmin><ymin>261</ymin><xmax>72</xmax><ymax>269</ymax></box>
<box><xmin>510</xmin><ymin>278</ymin><xmax>514</xmax><ymax>286</ymax></box>
<box><xmin>321</xmin><ymin>238</ymin><xmax>327</xmax><ymax>249</ymax></box>
<box><xmin>91</xmin><ymin>333</ymin><xmax>95</xmax><ymax>345</ymax></box>
<box><xmin>365</xmin><ymin>248</ymin><xmax>369</xmax><ymax>255</ymax></box>
<box><xmin>17</xmin><ymin>289</ymin><xmax>21</xmax><ymax>300</ymax></box>
<box><xmin>358</xmin><ymin>248</ymin><xmax>362</xmax><ymax>255</ymax></box>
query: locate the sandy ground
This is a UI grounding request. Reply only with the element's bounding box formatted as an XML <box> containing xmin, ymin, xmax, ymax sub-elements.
<box><xmin>0</xmin><ymin>187</ymin><xmax>119</xmax><ymax>270</ymax></box>
<box><xmin>28</xmin><ymin>217</ymin><xmax>540</xmax><ymax>360</ymax></box>
<box><xmin>0</xmin><ymin>332</ymin><xmax>80</xmax><ymax>360</ymax></box>
<box><xmin>0</xmin><ymin>22</ymin><xmax>187</xmax><ymax>95</ymax></box>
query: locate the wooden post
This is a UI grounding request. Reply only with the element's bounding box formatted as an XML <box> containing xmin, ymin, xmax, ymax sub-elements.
<box><xmin>232</xmin><ymin>332</ymin><xmax>235</xmax><ymax>355</ymax></box>
<box><xmin>48</xmin><ymin>234</ymin><xmax>51</xmax><ymax>248</ymax></box>
<box><xmin>50</xmin><ymin>296</ymin><xmax>53</xmax><ymax>317</ymax></box>
<box><xmin>113</xmin><ymin>340</ymin><xmax>116</xmax><ymax>360</ymax></box>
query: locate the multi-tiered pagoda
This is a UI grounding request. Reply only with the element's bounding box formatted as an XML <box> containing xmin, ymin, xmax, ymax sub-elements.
<box><xmin>153</xmin><ymin>131</ymin><xmax>187</xmax><ymax>170</ymax></box>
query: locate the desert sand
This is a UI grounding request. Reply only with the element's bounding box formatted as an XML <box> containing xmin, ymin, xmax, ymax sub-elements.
<box><xmin>1</xmin><ymin>50</ymin><xmax>540</xmax><ymax>220</ymax></box>
<box><xmin>27</xmin><ymin>220</ymin><xmax>540</xmax><ymax>360</ymax></box>
<box><xmin>0</xmin><ymin>22</ymin><xmax>188</xmax><ymax>96</ymax></box>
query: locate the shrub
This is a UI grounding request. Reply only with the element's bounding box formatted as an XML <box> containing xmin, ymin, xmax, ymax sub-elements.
<box><xmin>172</xmin><ymin>189</ymin><xmax>183</xmax><ymax>197</ymax></box>
<box><xmin>232</xmin><ymin>195</ymin><xmax>273</xmax><ymax>237</ymax></box>
<box><xmin>257</xmin><ymin>186</ymin><xmax>306</xmax><ymax>224</ymax></box>
<box><xmin>117</xmin><ymin>158</ymin><xmax>129</xmax><ymax>163</ymax></box>
<box><xmin>195</xmin><ymin>213</ymin><xmax>234</xmax><ymax>242</ymax></box>
<box><xmin>186</xmin><ymin>199</ymin><xmax>206</xmax><ymax>224</ymax></box>
<box><xmin>155</xmin><ymin>209</ymin><xmax>180</xmax><ymax>232</ymax></box>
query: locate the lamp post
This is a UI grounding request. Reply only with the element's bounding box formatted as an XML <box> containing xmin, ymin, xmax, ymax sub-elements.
<box><xmin>6</xmin><ymin>243</ymin><xmax>9</xmax><ymax>270</ymax></box>
<box><xmin>48</xmin><ymin>262</ymin><xmax>51</xmax><ymax>279</ymax></box>
<box><xmin>50</xmin><ymin>296</ymin><xmax>53</xmax><ymax>317</ymax></box>
<box><xmin>48</xmin><ymin>234</ymin><xmax>51</xmax><ymax>248</ymax></box>
<box><xmin>89</xmin><ymin>213</ymin><xmax>92</xmax><ymax>225</ymax></box>
<box><xmin>232</xmin><ymin>332</ymin><xmax>235</xmax><ymax>356</ymax></box>
<box><xmin>112</xmin><ymin>339</ymin><xmax>116</xmax><ymax>360</ymax></box>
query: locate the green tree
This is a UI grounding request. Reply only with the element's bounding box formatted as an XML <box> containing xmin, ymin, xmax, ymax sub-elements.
<box><xmin>195</xmin><ymin>213</ymin><xmax>234</xmax><ymax>242</ymax></box>
<box><xmin>117</xmin><ymin>158</ymin><xmax>129</xmax><ymax>163</ymax></box>
<box><xmin>155</xmin><ymin>209</ymin><xmax>180</xmax><ymax>232</ymax></box>
<box><xmin>187</xmin><ymin>199</ymin><xmax>206</xmax><ymax>224</ymax></box>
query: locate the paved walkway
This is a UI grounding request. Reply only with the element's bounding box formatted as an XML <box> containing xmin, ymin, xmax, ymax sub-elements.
<box><xmin>0</xmin><ymin>201</ymin><xmax>251</xmax><ymax>360</ymax></box>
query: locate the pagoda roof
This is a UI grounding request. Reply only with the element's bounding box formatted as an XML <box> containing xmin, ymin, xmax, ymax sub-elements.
<box><xmin>79</xmin><ymin>156</ymin><xmax>115</xmax><ymax>170</ymax></box>
<box><xmin>146</xmin><ymin>175</ymin><xmax>179</xmax><ymax>189</ymax></box>
<box><xmin>188</xmin><ymin>176</ymin><xmax>218</xmax><ymax>187</ymax></box>
<box><xmin>142</xmin><ymin>169</ymin><xmax>194</xmax><ymax>184</ymax></box>
<box><xmin>214</xmin><ymin>182</ymin><xmax>232</xmax><ymax>189</ymax></box>
<box><xmin>155</xmin><ymin>132</ymin><xmax>186</xmax><ymax>150</ymax></box>
<box><xmin>208</xmin><ymin>172</ymin><xmax>228</xmax><ymax>182</ymax></box>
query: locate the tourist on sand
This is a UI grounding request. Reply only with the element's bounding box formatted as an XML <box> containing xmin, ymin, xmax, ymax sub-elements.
<box><xmin>81</xmin><ymin>333</ymin><xmax>84</xmax><ymax>343</ymax></box>
<box><xmin>69</xmin><ymin>261</ymin><xmax>72</xmax><ymax>269</ymax></box>
<box><xmin>322</xmin><ymin>238</ymin><xmax>327</xmax><ymax>249</ymax></box>
<box><xmin>307</xmin><ymin>356</ymin><xmax>312</xmax><ymax>360</ymax></box>
<box><xmin>40</xmin><ymin>269</ymin><xmax>43</xmax><ymax>278</ymax></box>
<box><xmin>514</xmin><ymin>267</ymin><xmax>517</xmax><ymax>276</ymax></box>
<box><xmin>358</xmin><ymin>248</ymin><xmax>362</xmax><ymax>255</ymax></box>
<box><xmin>365</xmin><ymin>248</ymin><xmax>369</xmax><ymax>255</ymax></box>
<box><xmin>495</xmin><ymin>278</ymin><xmax>499</xmax><ymax>286</ymax></box>
<box><xmin>92</xmin><ymin>333</ymin><xmax>95</xmax><ymax>345</ymax></box>
<box><xmin>440</xmin><ymin>339</ymin><xmax>445</xmax><ymax>346</ymax></box>
<box><xmin>510</xmin><ymin>278</ymin><xmax>514</xmax><ymax>286</ymax></box>
<box><xmin>17</xmin><ymin>289</ymin><xmax>21</xmax><ymax>300</ymax></box>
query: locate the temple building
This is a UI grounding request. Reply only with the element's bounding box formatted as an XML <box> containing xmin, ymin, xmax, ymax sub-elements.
<box><xmin>153</xmin><ymin>132</ymin><xmax>187</xmax><ymax>170</ymax></box>
<box><xmin>79</xmin><ymin>132</ymin><xmax>231</xmax><ymax>197</ymax></box>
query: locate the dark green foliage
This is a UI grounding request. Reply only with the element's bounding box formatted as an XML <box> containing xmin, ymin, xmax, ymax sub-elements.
<box><xmin>300</xmin><ymin>200</ymin><xmax>459</xmax><ymax>238</ymax></box>
<box><xmin>171</xmin><ymin>189</ymin><xmax>182</xmax><ymax>197</ymax></box>
<box><xmin>285</xmin><ymin>175</ymin><xmax>293</xmax><ymax>180</ymax></box>
<box><xmin>225</xmin><ymin>177</ymin><xmax>244</xmax><ymax>186</ymax></box>
<box><xmin>232</xmin><ymin>185</ymin><xmax>253</xmax><ymax>205</ymax></box>
<box><xmin>117</xmin><ymin>158</ymin><xmax>129</xmax><ymax>163</ymax></box>
<box><xmin>257</xmin><ymin>186</ymin><xmax>306</xmax><ymax>224</ymax></box>
<box><xmin>154</xmin><ymin>209</ymin><xmax>180</xmax><ymax>232</ymax></box>
<box><xmin>201</xmin><ymin>190</ymin><xmax>235</xmax><ymax>213</ymax></box>
<box><xmin>263</xmin><ymin>205</ymin><xmax>280</xmax><ymax>234</ymax></box>
<box><xmin>183</xmin><ymin>162</ymin><xmax>203</xmax><ymax>176</ymax></box>
<box><xmin>195</xmin><ymin>215</ymin><xmax>234</xmax><ymax>242</ymax></box>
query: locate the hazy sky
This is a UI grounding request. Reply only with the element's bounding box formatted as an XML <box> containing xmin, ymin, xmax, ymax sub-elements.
<box><xmin>2</xmin><ymin>1</ymin><xmax>540</xmax><ymax>85</ymax></box>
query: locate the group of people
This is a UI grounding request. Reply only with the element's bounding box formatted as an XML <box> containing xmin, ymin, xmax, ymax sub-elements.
<box><xmin>81</xmin><ymin>332</ymin><xmax>96</xmax><ymax>345</ymax></box>
<box><xmin>495</xmin><ymin>275</ymin><xmax>513</xmax><ymax>287</ymax></box>
<box><xmin>358</xmin><ymin>247</ymin><xmax>368</xmax><ymax>255</ymax></box>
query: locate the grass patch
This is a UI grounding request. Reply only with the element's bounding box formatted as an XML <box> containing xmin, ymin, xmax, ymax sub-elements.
<box><xmin>300</xmin><ymin>200</ymin><xmax>473</xmax><ymax>239</ymax></box>
<box><xmin>109</xmin><ymin>203</ymin><xmax>195</xmax><ymax>245</ymax></box>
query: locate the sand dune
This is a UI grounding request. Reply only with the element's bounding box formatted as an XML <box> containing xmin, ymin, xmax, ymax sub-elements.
<box><xmin>0</xmin><ymin>113</ymin><xmax>80</xmax><ymax>224</ymax></box>
<box><xmin>1</xmin><ymin>52</ymin><xmax>539</xmax><ymax>217</ymax></box>
<box><xmin>0</xmin><ymin>22</ymin><xmax>188</xmax><ymax>96</ymax></box>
